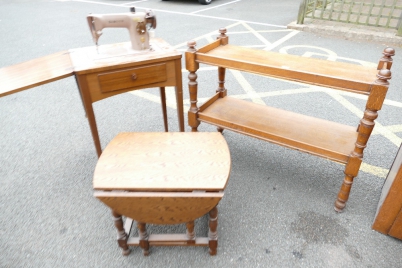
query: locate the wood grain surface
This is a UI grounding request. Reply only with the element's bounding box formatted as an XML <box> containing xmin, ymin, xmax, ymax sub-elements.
<box><xmin>70</xmin><ymin>38</ymin><xmax>181</xmax><ymax>75</ymax></box>
<box><xmin>185</xmin><ymin>31</ymin><xmax>393</xmax><ymax>212</ymax></box>
<box><xmin>373</xmin><ymin>143</ymin><xmax>402</xmax><ymax>239</ymax></box>
<box><xmin>0</xmin><ymin>50</ymin><xmax>74</xmax><ymax>97</ymax></box>
<box><xmin>0</xmin><ymin>39</ymin><xmax>180</xmax><ymax>98</ymax></box>
<box><xmin>95</xmin><ymin>191</ymin><xmax>223</xmax><ymax>224</ymax></box>
<box><xmin>93</xmin><ymin>132</ymin><xmax>231</xmax><ymax>191</ymax></box>
<box><xmin>71</xmin><ymin>38</ymin><xmax>184</xmax><ymax>156</ymax></box>
<box><xmin>80</xmin><ymin>59</ymin><xmax>179</xmax><ymax>103</ymax></box>
<box><xmin>127</xmin><ymin>235</ymin><xmax>209</xmax><ymax>246</ymax></box>
<box><xmin>97</xmin><ymin>63</ymin><xmax>167</xmax><ymax>93</ymax></box>
<box><xmin>198</xmin><ymin>96</ymin><xmax>357</xmax><ymax>163</ymax></box>
<box><xmin>196</xmin><ymin>45</ymin><xmax>378</xmax><ymax>94</ymax></box>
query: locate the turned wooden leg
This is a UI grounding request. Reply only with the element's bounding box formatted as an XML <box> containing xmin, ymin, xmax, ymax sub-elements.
<box><xmin>112</xmin><ymin>211</ymin><xmax>131</xmax><ymax>256</ymax></box>
<box><xmin>335</xmin><ymin>68</ymin><xmax>392</xmax><ymax>211</ymax></box>
<box><xmin>188</xmin><ymin>70</ymin><xmax>199</xmax><ymax>132</ymax></box>
<box><xmin>208</xmin><ymin>207</ymin><xmax>218</xmax><ymax>256</ymax></box>
<box><xmin>215</xmin><ymin>65</ymin><xmax>227</xmax><ymax>135</ymax></box>
<box><xmin>334</xmin><ymin>69</ymin><xmax>390</xmax><ymax>212</ymax></box>
<box><xmin>335</xmin><ymin>153</ymin><xmax>362</xmax><ymax>212</ymax></box>
<box><xmin>335</xmin><ymin>172</ymin><xmax>355</xmax><ymax>212</ymax></box>
<box><xmin>186</xmin><ymin>41</ymin><xmax>200</xmax><ymax>132</ymax></box>
<box><xmin>216</xmin><ymin>66</ymin><xmax>227</xmax><ymax>97</ymax></box>
<box><xmin>186</xmin><ymin>221</ymin><xmax>196</xmax><ymax>245</ymax></box>
<box><xmin>159</xmin><ymin>87</ymin><xmax>168</xmax><ymax>132</ymax></box>
<box><xmin>137</xmin><ymin>222</ymin><xmax>150</xmax><ymax>256</ymax></box>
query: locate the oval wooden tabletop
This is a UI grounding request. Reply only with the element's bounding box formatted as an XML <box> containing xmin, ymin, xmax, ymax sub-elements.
<box><xmin>93</xmin><ymin>132</ymin><xmax>231</xmax><ymax>192</ymax></box>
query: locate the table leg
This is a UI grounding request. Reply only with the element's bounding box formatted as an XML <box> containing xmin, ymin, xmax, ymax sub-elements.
<box><xmin>112</xmin><ymin>210</ymin><xmax>131</xmax><ymax>256</ymax></box>
<box><xmin>159</xmin><ymin>87</ymin><xmax>168</xmax><ymax>132</ymax></box>
<box><xmin>174</xmin><ymin>59</ymin><xmax>185</xmax><ymax>132</ymax></box>
<box><xmin>208</xmin><ymin>207</ymin><xmax>218</xmax><ymax>256</ymax></box>
<box><xmin>215</xmin><ymin>67</ymin><xmax>226</xmax><ymax>134</ymax></box>
<box><xmin>75</xmin><ymin>75</ymin><xmax>102</xmax><ymax>157</ymax></box>
<box><xmin>335</xmin><ymin>156</ymin><xmax>361</xmax><ymax>212</ymax></box>
<box><xmin>186</xmin><ymin>221</ymin><xmax>196</xmax><ymax>244</ymax></box>
<box><xmin>137</xmin><ymin>222</ymin><xmax>150</xmax><ymax>256</ymax></box>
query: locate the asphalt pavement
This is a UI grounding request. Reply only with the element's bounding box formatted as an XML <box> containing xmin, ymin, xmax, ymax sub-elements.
<box><xmin>1</xmin><ymin>0</ymin><xmax>402</xmax><ymax>267</ymax></box>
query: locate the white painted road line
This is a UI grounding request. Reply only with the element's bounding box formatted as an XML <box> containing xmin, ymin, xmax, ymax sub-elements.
<box><xmin>191</xmin><ymin>0</ymin><xmax>242</xmax><ymax>14</ymax></box>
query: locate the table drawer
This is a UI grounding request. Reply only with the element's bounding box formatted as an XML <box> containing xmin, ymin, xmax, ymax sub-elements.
<box><xmin>98</xmin><ymin>63</ymin><xmax>167</xmax><ymax>93</ymax></box>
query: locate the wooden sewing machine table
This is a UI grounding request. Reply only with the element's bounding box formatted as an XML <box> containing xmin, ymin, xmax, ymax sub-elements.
<box><xmin>93</xmin><ymin>132</ymin><xmax>231</xmax><ymax>256</ymax></box>
<box><xmin>0</xmin><ymin>38</ymin><xmax>184</xmax><ymax>157</ymax></box>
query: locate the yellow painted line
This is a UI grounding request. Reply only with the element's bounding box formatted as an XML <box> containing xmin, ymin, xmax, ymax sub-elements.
<box><xmin>386</xmin><ymin>124</ymin><xmax>402</xmax><ymax>133</ymax></box>
<box><xmin>382</xmin><ymin>99</ymin><xmax>402</xmax><ymax>108</ymax></box>
<box><xmin>230</xmin><ymin>70</ymin><xmax>266</xmax><ymax>105</ymax></box>
<box><xmin>206</xmin><ymin>35</ymin><xmax>215</xmax><ymax>43</ymax></box>
<box><xmin>325</xmin><ymin>90</ymin><xmax>364</xmax><ymax>117</ymax></box>
<box><xmin>372</xmin><ymin>122</ymin><xmax>402</xmax><ymax>146</ymax></box>
<box><xmin>128</xmin><ymin>89</ymin><xmax>190</xmax><ymax>111</ymax></box>
<box><xmin>181</xmin><ymin>66</ymin><xmax>217</xmax><ymax>72</ymax></box>
<box><xmin>371</xmin><ymin>124</ymin><xmax>402</xmax><ymax>135</ymax></box>
<box><xmin>229</xmin><ymin>87</ymin><xmax>321</xmax><ymax>99</ymax></box>
<box><xmin>360</xmin><ymin>162</ymin><xmax>389</xmax><ymax>179</ymax></box>
<box><xmin>309</xmin><ymin>86</ymin><xmax>402</xmax><ymax>109</ymax></box>
<box><xmin>325</xmin><ymin>91</ymin><xmax>402</xmax><ymax>147</ymax></box>
<box><xmin>164</xmin><ymin>86</ymin><xmax>176</xmax><ymax>105</ymax></box>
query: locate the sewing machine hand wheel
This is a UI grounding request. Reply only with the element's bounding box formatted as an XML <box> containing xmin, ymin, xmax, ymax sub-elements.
<box><xmin>145</xmin><ymin>10</ymin><xmax>157</xmax><ymax>29</ymax></box>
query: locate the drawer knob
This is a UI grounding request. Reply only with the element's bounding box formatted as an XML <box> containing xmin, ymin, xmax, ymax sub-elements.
<box><xmin>131</xmin><ymin>73</ymin><xmax>137</xmax><ymax>80</ymax></box>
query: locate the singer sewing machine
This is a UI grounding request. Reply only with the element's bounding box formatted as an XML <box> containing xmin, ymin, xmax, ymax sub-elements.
<box><xmin>1</xmin><ymin>7</ymin><xmax>184</xmax><ymax>158</ymax></box>
<box><xmin>87</xmin><ymin>7</ymin><xmax>157</xmax><ymax>51</ymax></box>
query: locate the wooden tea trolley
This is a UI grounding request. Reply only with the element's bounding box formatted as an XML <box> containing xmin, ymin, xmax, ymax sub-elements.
<box><xmin>186</xmin><ymin>28</ymin><xmax>394</xmax><ymax>212</ymax></box>
<box><xmin>93</xmin><ymin>132</ymin><xmax>231</xmax><ymax>256</ymax></box>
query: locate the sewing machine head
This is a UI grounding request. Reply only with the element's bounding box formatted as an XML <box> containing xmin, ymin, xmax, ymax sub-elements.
<box><xmin>87</xmin><ymin>7</ymin><xmax>157</xmax><ymax>51</ymax></box>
